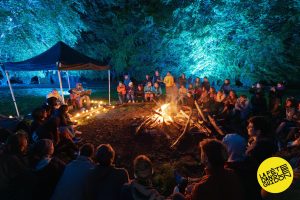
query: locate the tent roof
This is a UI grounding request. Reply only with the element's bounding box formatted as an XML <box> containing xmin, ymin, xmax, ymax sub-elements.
<box><xmin>2</xmin><ymin>41</ymin><xmax>110</xmax><ymax>71</ymax></box>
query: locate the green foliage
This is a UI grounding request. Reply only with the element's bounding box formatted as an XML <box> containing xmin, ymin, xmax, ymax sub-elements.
<box><xmin>0</xmin><ymin>0</ymin><xmax>299</xmax><ymax>83</ymax></box>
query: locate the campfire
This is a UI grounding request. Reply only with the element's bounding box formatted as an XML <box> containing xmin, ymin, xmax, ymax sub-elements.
<box><xmin>135</xmin><ymin>101</ymin><xmax>224</xmax><ymax>148</ymax></box>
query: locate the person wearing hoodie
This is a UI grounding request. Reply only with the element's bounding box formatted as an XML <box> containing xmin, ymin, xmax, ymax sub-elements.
<box><xmin>121</xmin><ymin>155</ymin><xmax>164</xmax><ymax>200</ymax></box>
<box><xmin>84</xmin><ymin>144</ymin><xmax>129</xmax><ymax>200</ymax></box>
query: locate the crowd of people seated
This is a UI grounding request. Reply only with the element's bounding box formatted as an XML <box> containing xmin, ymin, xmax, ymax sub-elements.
<box><xmin>1</xmin><ymin>71</ymin><xmax>300</xmax><ymax>200</ymax></box>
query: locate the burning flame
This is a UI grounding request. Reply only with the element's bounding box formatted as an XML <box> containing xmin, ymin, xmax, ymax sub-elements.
<box><xmin>154</xmin><ymin>103</ymin><xmax>173</xmax><ymax>123</ymax></box>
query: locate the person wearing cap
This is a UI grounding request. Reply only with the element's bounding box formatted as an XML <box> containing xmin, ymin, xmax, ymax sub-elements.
<box><xmin>121</xmin><ymin>155</ymin><xmax>164</xmax><ymax>200</ymax></box>
<box><xmin>84</xmin><ymin>144</ymin><xmax>129</xmax><ymax>200</ymax></box>
<box><xmin>47</xmin><ymin>89</ymin><xmax>63</xmax><ymax>105</ymax></box>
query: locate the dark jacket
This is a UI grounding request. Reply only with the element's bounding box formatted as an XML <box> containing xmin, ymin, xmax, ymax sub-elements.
<box><xmin>191</xmin><ymin>167</ymin><xmax>244</xmax><ymax>200</ymax></box>
<box><xmin>225</xmin><ymin>160</ymin><xmax>262</xmax><ymax>200</ymax></box>
<box><xmin>0</xmin><ymin>153</ymin><xmax>34</xmax><ymax>200</ymax></box>
<box><xmin>121</xmin><ymin>180</ymin><xmax>163</xmax><ymax>200</ymax></box>
<box><xmin>84</xmin><ymin>165</ymin><xmax>129</xmax><ymax>200</ymax></box>
<box><xmin>32</xmin><ymin>157</ymin><xmax>65</xmax><ymax>200</ymax></box>
<box><xmin>36</xmin><ymin>117</ymin><xmax>60</xmax><ymax>145</ymax></box>
<box><xmin>51</xmin><ymin>156</ymin><xmax>95</xmax><ymax>200</ymax></box>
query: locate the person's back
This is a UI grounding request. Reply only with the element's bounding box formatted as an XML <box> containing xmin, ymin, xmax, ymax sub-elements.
<box><xmin>84</xmin><ymin>144</ymin><xmax>129</xmax><ymax>200</ymax></box>
<box><xmin>191</xmin><ymin>139</ymin><xmax>244</xmax><ymax>200</ymax></box>
<box><xmin>52</xmin><ymin>144</ymin><xmax>95</xmax><ymax>200</ymax></box>
<box><xmin>29</xmin><ymin>139</ymin><xmax>65</xmax><ymax>200</ymax></box>
<box><xmin>191</xmin><ymin>167</ymin><xmax>243</xmax><ymax>200</ymax></box>
<box><xmin>121</xmin><ymin>155</ymin><xmax>164</xmax><ymax>200</ymax></box>
<box><xmin>0</xmin><ymin>132</ymin><xmax>33</xmax><ymax>200</ymax></box>
<box><xmin>85</xmin><ymin>165</ymin><xmax>129</xmax><ymax>200</ymax></box>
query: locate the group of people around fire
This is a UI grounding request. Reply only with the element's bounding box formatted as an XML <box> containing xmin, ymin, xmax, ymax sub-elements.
<box><xmin>0</xmin><ymin>70</ymin><xmax>300</xmax><ymax>200</ymax></box>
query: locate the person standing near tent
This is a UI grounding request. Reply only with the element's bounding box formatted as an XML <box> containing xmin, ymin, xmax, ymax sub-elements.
<box><xmin>164</xmin><ymin>71</ymin><xmax>175</xmax><ymax>102</ymax></box>
<box><xmin>73</xmin><ymin>83</ymin><xmax>91</xmax><ymax>110</ymax></box>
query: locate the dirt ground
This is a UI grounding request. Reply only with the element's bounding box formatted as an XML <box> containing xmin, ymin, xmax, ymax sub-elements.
<box><xmin>77</xmin><ymin>103</ymin><xmax>206</xmax><ymax>194</ymax></box>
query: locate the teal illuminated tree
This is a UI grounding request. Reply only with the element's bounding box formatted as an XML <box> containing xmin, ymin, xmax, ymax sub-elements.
<box><xmin>0</xmin><ymin>0</ymin><xmax>299</xmax><ymax>84</ymax></box>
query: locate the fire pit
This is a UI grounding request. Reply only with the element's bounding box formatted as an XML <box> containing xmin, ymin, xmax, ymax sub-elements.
<box><xmin>135</xmin><ymin>101</ymin><xmax>221</xmax><ymax>148</ymax></box>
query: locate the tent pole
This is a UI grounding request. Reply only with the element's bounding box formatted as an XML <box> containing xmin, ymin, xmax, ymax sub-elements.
<box><xmin>57</xmin><ymin>69</ymin><xmax>65</xmax><ymax>104</ymax></box>
<box><xmin>5</xmin><ymin>71</ymin><xmax>20</xmax><ymax>117</ymax></box>
<box><xmin>66</xmin><ymin>71</ymin><xmax>71</xmax><ymax>90</ymax></box>
<box><xmin>108</xmin><ymin>70</ymin><xmax>111</xmax><ymax>105</ymax></box>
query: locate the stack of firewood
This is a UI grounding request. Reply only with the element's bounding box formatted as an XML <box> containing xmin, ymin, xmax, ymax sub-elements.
<box><xmin>135</xmin><ymin>101</ymin><xmax>225</xmax><ymax>148</ymax></box>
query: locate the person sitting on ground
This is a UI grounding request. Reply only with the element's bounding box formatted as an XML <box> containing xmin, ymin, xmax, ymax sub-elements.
<box><xmin>178</xmin><ymin>84</ymin><xmax>187</xmax><ymax>105</ymax></box>
<box><xmin>186</xmin><ymin>92</ymin><xmax>194</xmax><ymax>109</ymax></box>
<box><xmin>30</xmin><ymin>139</ymin><xmax>65</xmax><ymax>200</ymax></box>
<box><xmin>269</xmin><ymin>87</ymin><xmax>284</xmax><ymax>120</ymax></box>
<box><xmin>127</xmin><ymin>82</ymin><xmax>135</xmax><ymax>103</ymax></box>
<box><xmin>46</xmin><ymin>97</ymin><xmax>60</xmax><ymax>117</ymax></box>
<box><xmin>35</xmin><ymin>115</ymin><xmax>60</xmax><ymax>145</ymax></box>
<box><xmin>144</xmin><ymin>81</ymin><xmax>154</xmax><ymax>102</ymax></box>
<box><xmin>276</xmin><ymin>97</ymin><xmax>298</xmax><ymax>146</ymax></box>
<box><xmin>223</xmin><ymin>134</ymin><xmax>260</xmax><ymax>200</ymax></box>
<box><xmin>84</xmin><ymin>144</ymin><xmax>129</xmax><ymax>200</ymax></box>
<box><xmin>51</xmin><ymin>143</ymin><xmax>95</xmax><ymax>200</ymax></box>
<box><xmin>251</xmin><ymin>91</ymin><xmax>267</xmax><ymax>116</ymax></box>
<box><xmin>222</xmin><ymin>90</ymin><xmax>237</xmax><ymax>116</ymax></box>
<box><xmin>143</xmin><ymin>74</ymin><xmax>152</xmax><ymax>86</ymax></box>
<box><xmin>47</xmin><ymin>89</ymin><xmax>63</xmax><ymax>105</ymax></box>
<box><xmin>121</xmin><ymin>155</ymin><xmax>164</xmax><ymax>200</ymax></box>
<box><xmin>246</xmin><ymin>116</ymin><xmax>277</xmax><ymax>165</ymax></box>
<box><xmin>73</xmin><ymin>83</ymin><xmax>91</xmax><ymax>110</ymax></box>
<box><xmin>220</xmin><ymin>79</ymin><xmax>231</xmax><ymax>96</ymax></box>
<box><xmin>234</xmin><ymin>95</ymin><xmax>251</xmax><ymax>121</ymax></box>
<box><xmin>153</xmin><ymin>82</ymin><xmax>162</xmax><ymax>100</ymax></box>
<box><xmin>55</xmin><ymin>128</ymin><xmax>79</xmax><ymax>163</ymax></box>
<box><xmin>193</xmin><ymin>77</ymin><xmax>201</xmax><ymax>89</ymax></box>
<box><xmin>136</xmin><ymin>84</ymin><xmax>144</xmax><ymax>103</ymax></box>
<box><xmin>214</xmin><ymin>90</ymin><xmax>226</xmax><ymax>113</ymax></box>
<box><xmin>189</xmin><ymin>139</ymin><xmax>244</xmax><ymax>200</ymax></box>
<box><xmin>208</xmin><ymin>87</ymin><xmax>217</xmax><ymax>113</ymax></box>
<box><xmin>0</xmin><ymin>131</ymin><xmax>33</xmax><ymax>200</ymax></box>
<box><xmin>187</xmin><ymin>84</ymin><xmax>195</xmax><ymax>98</ymax></box>
<box><xmin>286</xmin><ymin>101</ymin><xmax>300</xmax><ymax>147</ymax></box>
<box><xmin>30</xmin><ymin>107</ymin><xmax>47</xmax><ymax>141</ymax></box>
<box><xmin>197</xmin><ymin>87</ymin><xmax>210</xmax><ymax>110</ymax></box>
<box><xmin>68</xmin><ymin>88</ymin><xmax>79</xmax><ymax>109</ymax></box>
<box><xmin>117</xmin><ymin>81</ymin><xmax>127</xmax><ymax>104</ymax></box>
<box><xmin>55</xmin><ymin>105</ymin><xmax>81</xmax><ymax>138</ymax></box>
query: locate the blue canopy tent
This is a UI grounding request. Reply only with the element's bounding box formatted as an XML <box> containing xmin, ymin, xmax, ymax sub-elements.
<box><xmin>1</xmin><ymin>41</ymin><xmax>111</xmax><ymax>117</ymax></box>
